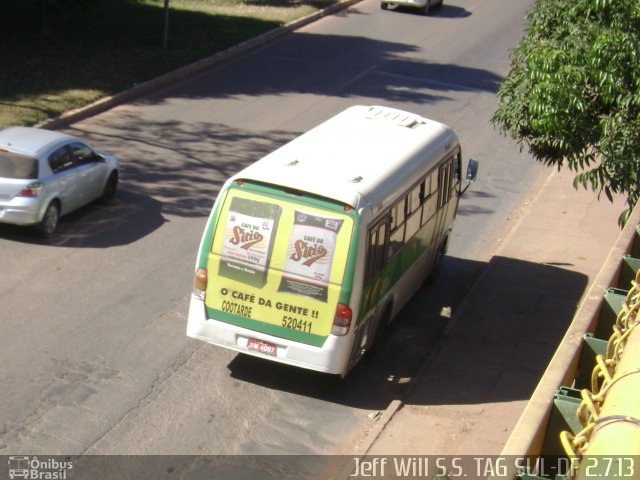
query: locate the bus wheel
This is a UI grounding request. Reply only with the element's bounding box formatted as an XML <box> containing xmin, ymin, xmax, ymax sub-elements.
<box><xmin>370</xmin><ymin>305</ymin><xmax>392</xmax><ymax>353</ymax></box>
<box><xmin>427</xmin><ymin>237</ymin><xmax>448</xmax><ymax>282</ymax></box>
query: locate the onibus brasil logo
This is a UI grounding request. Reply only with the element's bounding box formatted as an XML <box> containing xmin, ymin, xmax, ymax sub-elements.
<box><xmin>8</xmin><ymin>456</ymin><xmax>72</xmax><ymax>479</ymax></box>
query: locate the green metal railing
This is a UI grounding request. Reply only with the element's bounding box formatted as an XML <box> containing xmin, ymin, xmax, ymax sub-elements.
<box><xmin>499</xmin><ymin>208</ymin><xmax>640</xmax><ymax>480</ymax></box>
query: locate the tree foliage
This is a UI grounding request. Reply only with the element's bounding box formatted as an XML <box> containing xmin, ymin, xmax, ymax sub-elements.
<box><xmin>492</xmin><ymin>0</ymin><xmax>640</xmax><ymax>225</ymax></box>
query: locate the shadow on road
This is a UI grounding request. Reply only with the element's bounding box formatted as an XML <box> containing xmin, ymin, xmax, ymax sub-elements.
<box><xmin>128</xmin><ymin>26</ymin><xmax>502</xmax><ymax>112</ymax></box>
<box><xmin>0</xmin><ymin>190</ymin><xmax>165</xmax><ymax>248</ymax></box>
<box><xmin>68</xmin><ymin>119</ymin><xmax>297</xmax><ymax>219</ymax></box>
<box><xmin>0</xmin><ymin>120</ymin><xmax>299</xmax><ymax>246</ymax></box>
<box><xmin>384</xmin><ymin>3</ymin><xmax>471</xmax><ymax>19</ymax></box>
<box><xmin>227</xmin><ymin>255</ymin><xmax>587</xmax><ymax>413</ymax></box>
<box><xmin>2</xmin><ymin>22</ymin><xmax>505</xmax><ymax>247</ymax></box>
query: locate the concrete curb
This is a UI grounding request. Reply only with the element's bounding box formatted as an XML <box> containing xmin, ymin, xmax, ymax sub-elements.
<box><xmin>337</xmin><ymin>399</ymin><xmax>403</xmax><ymax>480</ymax></box>
<box><xmin>354</xmin><ymin>399</ymin><xmax>404</xmax><ymax>456</ymax></box>
<box><xmin>36</xmin><ymin>0</ymin><xmax>363</xmax><ymax>130</ymax></box>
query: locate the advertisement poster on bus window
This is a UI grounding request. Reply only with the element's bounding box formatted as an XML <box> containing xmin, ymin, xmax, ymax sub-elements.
<box><xmin>218</xmin><ymin>197</ymin><xmax>281</xmax><ymax>288</ymax></box>
<box><xmin>278</xmin><ymin>210</ymin><xmax>343</xmax><ymax>302</ymax></box>
<box><xmin>207</xmin><ymin>189</ymin><xmax>353</xmax><ymax>340</ymax></box>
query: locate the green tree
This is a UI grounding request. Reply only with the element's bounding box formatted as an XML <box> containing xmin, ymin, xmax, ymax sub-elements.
<box><xmin>492</xmin><ymin>0</ymin><xmax>640</xmax><ymax>225</ymax></box>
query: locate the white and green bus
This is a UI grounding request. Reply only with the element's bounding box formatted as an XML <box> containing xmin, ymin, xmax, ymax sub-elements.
<box><xmin>187</xmin><ymin>105</ymin><xmax>477</xmax><ymax>376</ymax></box>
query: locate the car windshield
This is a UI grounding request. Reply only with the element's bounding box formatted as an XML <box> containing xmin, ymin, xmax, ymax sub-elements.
<box><xmin>0</xmin><ymin>151</ymin><xmax>38</xmax><ymax>179</ymax></box>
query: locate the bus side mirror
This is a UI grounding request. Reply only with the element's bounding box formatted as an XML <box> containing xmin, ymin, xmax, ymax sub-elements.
<box><xmin>461</xmin><ymin>158</ymin><xmax>479</xmax><ymax>195</ymax></box>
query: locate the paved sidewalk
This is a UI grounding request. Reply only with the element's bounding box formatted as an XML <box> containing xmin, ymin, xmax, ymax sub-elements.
<box><xmin>351</xmin><ymin>167</ymin><xmax>627</xmax><ymax>460</ymax></box>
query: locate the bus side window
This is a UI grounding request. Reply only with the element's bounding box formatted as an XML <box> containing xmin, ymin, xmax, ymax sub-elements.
<box><xmin>422</xmin><ymin>171</ymin><xmax>438</xmax><ymax>225</ymax></box>
<box><xmin>366</xmin><ymin>220</ymin><xmax>388</xmax><ymax>285</ymax></box>
<box><xmin>405</xmin><ymin>182</ymin><xmax>423</xmax><ymax>239</ymax></box>
<box><xmin>425</xmin><ymin>172</ymin><xmax>433</xmax><ymax>196</ymax></box>
<box><xmin>390</xmin><ymin>202</ymin><xmax>400</xmax><ymax>231</ymax></box>
<box><xmin>376</xmin><ymin>222</ymin><xmax>387</xmax><ymax>272</ymax></box>
<box><xmin>438</xmin><ymin>161</ymin><xmax>452</xmax><ymax>209</ymax></box>
<box><xmin>389</xmin><ymin>196</ymin><xmax>407</xmax><ymax>258</ymax></box>
<box><xmin>409</xmin><ymin>182</ymin><xmax>422</xmax><ymax>214</ymax></box>
<box><xmin>453</xmin><ymin>151</ymin><xmax>461</xmax><ymax>192</ymax></box>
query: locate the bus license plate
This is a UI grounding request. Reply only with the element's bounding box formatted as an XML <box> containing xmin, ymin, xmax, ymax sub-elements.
<box><xmin>247</xmin><ymin>338</ymin><xmax>277</xmax><ymax>356</ymax></box>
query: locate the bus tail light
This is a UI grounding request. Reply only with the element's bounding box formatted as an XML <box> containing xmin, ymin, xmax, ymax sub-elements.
<box><xmin>193</xmin><ymin>268</ymin><xmax>208</xmax><ymax>300</ymax></box>
<box><xmin>331</xmin><ymin>304</ymin><xmax>352</xmax><ymax>336</ymax></box>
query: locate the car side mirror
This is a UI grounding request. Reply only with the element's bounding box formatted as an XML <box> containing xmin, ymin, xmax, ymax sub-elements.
<box><xmin>461</xmin><ymin>158</ymin><xmax>479</xmax><ymax>195</ymax></box>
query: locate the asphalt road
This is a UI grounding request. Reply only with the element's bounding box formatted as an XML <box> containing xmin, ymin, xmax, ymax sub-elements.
<box><xmin>0</xmin><ymin>0</ymin><xmax>540</xmax><ymax>471</ymax></box>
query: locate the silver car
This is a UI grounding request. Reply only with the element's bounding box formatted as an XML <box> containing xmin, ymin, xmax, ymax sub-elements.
<box><xmin>0</xmin><ymin>127</ymin><xmax>119</xmax><ymax>237</ymax></box>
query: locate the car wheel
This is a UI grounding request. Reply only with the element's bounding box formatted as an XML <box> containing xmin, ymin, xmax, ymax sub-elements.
<box><xmin>36</xmin><ymin>202</ymin><xmax>60</xmax><ymax>238</ymax></box>
<box><xmin>100</xmin><ymin>171</ymin><xmax>118</xmax><ymax>205</ymax></box>
<box><xmin>381</xmin><ymin>2</ymin><xmax>389</xmax><ymax>9</ymax></box>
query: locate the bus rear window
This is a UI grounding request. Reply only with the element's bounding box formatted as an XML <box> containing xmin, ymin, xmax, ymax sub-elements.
<box><xmin>206</xmin><ymin>187</ymin><xmax>354</xmax><ymax>338</ymax></box>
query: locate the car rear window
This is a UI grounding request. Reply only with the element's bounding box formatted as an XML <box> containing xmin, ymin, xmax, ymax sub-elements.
<box><xmin>0</xmin><ymin>151</ymin><xmax>38</xmax><ymax>179</ymax></box>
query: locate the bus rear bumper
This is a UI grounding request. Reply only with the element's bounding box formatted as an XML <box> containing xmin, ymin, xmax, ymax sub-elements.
<box><xmin>187</xmin><ymin>295</ymin><xmax>352</xmax><ymax>376</ymax></box>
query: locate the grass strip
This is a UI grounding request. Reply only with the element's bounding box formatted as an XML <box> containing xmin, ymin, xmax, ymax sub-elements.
<box><xmin>0</xmin><ymin>0</ymin><xmax>336</xmax><ymax>128</ymax></box>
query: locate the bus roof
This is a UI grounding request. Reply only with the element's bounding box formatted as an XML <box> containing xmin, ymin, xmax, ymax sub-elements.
<box><xmin>231</xmin><ymin>105</ymin><xmax>459</xmax><ymax>210</ymax></box>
